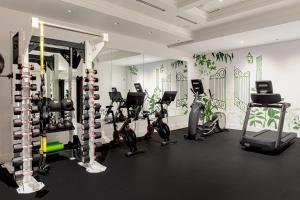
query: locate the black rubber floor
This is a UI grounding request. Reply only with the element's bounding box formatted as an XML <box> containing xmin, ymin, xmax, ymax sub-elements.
<box><xmin>1</xmin><ymin>129</ymin><xmax>300</xmax><ymax>200</ymax></box>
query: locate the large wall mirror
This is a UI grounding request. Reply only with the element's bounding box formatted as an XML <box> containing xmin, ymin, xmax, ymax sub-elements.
<box><xmin>93</xmin><ymin>48</ymin><xmax>188</xmax><ymax>118</ymax></box>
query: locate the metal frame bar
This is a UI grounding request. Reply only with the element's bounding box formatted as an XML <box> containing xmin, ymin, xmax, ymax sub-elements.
<box><xmin>30</xmin><ymin>36</ymin><xmax>84</xmax><ymax>50</ymax></box>
<box><xmin>240</xmin><ymin>103</ymin><xmax>251</xmax><ymax>139</ymax></box>
<box><xmin>249</xmin><ymin>102</ymin><xmax>288</xmax><ymax>109</ymax></box>
<box><xmin>276</xmin><ymin>105</ymin><xmax>286</xmax><ymax>148</ymax></box>
<box><xmin>42</xmin><ymin>21</ymin><xmax>103</xmax><ymax>38</ymax></box>
<box><xmin>29</xmin><ymin>45</ymin><xmax>68</xmax><ymax>54</ymax></box>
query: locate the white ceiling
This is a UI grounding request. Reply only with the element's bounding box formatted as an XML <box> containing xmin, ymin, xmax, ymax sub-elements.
<box><xmin>176</xmin><ymin>19</ymin><xmax>300</xmax><ymax>53</ymax></box>
<box><xmin>1</xmin><ymin>0</ymin><xmax>300</xmax><ymax>53</ymax></box>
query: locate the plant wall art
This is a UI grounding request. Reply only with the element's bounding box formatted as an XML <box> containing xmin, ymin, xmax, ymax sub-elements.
<box><xmin>128</xmin><ymin>65</ymin><xmax>138</xmax><ymax>75</ymax></box>
<box><xmin>212</xmin><ymin>52</ymin><xmax>234</xmax><ymax>63</ymax></box>
<box><xmin>146</xmin><ymin>87</ymin><xmax>161</xmax><ymax>113</ymax></box>
<box><xmin>249</xmin><ymin>107</ymin><xmax>280</xmax><ymax>128</ymax></box>
<box><xmin>193</xmin><ymin>53</ymin><xmax>216</xmax><ymax>76</ymax></box>
<box><xmin>193</xmin><ymin>52</ymin><xmax>234</xmax><ymax>76</ymax></box>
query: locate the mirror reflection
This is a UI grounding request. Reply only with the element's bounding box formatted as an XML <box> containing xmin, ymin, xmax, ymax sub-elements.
<box><xmin>93</xmin><ymin>48</ymin><xmax>188</xmax><ymax>119</ymax></box>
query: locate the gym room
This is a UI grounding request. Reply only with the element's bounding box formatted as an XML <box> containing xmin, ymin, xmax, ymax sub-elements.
<box><xmin>0</xmin><ymin>0</ymin><xmax>300</xmax><ymax>199</ymax></box>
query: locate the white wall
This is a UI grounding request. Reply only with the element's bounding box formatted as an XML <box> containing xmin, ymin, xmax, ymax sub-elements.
<box><xmin>0</xmin><ymin>6</ymin><xmax>191</xmax><ymax>162</ymax></box>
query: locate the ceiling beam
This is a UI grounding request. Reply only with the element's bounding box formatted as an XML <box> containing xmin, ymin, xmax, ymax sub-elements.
<box><xmin>174</xmin><ymin>2</ymin><xmax>300</xmax><ymax>47</ymax></box>
<box><xmin>184</xmin><ymin>7</ymin><xmax>207</xmax><ymax>19</ymax></box>
<box><xmin>207</xmin><ymin>0</ymin><xmax>286</xmax><ymax>22</ymax></box>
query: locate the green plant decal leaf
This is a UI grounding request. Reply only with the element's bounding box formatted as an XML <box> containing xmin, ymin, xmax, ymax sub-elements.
<box><xmin>146</xmin><ymin>87</ymin><xmax>161</xmax><ymax>113</ymax></box>
<box><xmin>128</xmin><ymin>65</ymin><xmax>138</xmax><ymax>75</ymax></box>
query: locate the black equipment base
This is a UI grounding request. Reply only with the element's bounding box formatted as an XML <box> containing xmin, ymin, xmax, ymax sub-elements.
<box><xmin>161</xmin><ymin>140</ymin><xmax>177</xmax><ymax>146</ymax></box>
<box><xmin>125</xmin><ymin>149</ymin><xmax>146</xmax><ymax>157</ymax></box>
<box><xmin>184</xmin><ymin>134</ymin><xmax>205</xmax><ymax>141</ymax></box>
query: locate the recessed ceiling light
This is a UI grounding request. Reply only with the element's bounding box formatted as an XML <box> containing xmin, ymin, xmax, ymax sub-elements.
<box><xmin>219</xmin><ymin>0</ymin><xmax>223</xmax><ymax>2</ymax></box>
<box><xmin>67</xmin><ymin>9</ymin><xmax>72</xmax><ymax>13</ymax></box>
<box><xmin>240</xmin><ymin>40</ymin><xmax>245</xmax><ymax>44</ymax></box>
<box><xmin>114</xmin><ymin>22</ymin><xmax>120</xmax><ymax>25</ymax></box>
<box><xmin>148</xmin><ymin>31</ymin><xmax>153</xmax><ymax>35</ymax></box>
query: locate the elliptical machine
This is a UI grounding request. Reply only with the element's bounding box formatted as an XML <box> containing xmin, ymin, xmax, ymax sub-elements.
<box><xmin>185</xmin><ymin>79</ymin><xmax>226</xmax><ymax>140</ymax></box>
<box><xmin>143</xmin><ymin>91</ymin><xmax>177</xmax><ymax>146</ymax></box>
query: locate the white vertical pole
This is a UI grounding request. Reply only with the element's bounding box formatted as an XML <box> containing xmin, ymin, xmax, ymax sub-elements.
<box><xmin>81</xmin><ymin>35</ymin><xmax>108</xmax><ymax>173</ymax></box>
<box><xmin>16</xmin><ymin>30</ymin><xmax>44</xmax><ymax>194</ymax></box>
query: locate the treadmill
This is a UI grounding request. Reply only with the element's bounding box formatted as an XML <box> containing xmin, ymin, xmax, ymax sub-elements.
<box><xmin>240</xmin><ymin>81</ymin><xmax>297</xmax><ymax>152</ymax></box>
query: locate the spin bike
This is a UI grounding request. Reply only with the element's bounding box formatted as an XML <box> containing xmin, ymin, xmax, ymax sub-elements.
<box><xmin>108</xmin><ymin>92</ymin><xmax>146</xmax><ymax>157</ymax></box>
<box><xmin>184</xmin><ymin>79</ymin><xmax>226</xmax><ymax>141</ymax></box>
<box><xmin>144</xmin><ymin>91</ymin><xmax>178</xmax><ymax>146</ymax></box>
<box><xmin>104</xmin><ymin>88</ymin><xmax>125</xmax><ymax>123</ymax></box>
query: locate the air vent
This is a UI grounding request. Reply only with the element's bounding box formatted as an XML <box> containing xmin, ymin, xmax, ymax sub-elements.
<box><xmin>136</xmin><ymin>0</ymin><xmax>166</xmax><ymax>12</ymax></box>
<box><xmin>176</xmin><ymin>16</ymin><xmax>198</xmax><ymax>25</ymax></box>
<box><xmin>208</xmin><ymin>9</ymin><xmax>221</xmax><ymax>14</ymax></box>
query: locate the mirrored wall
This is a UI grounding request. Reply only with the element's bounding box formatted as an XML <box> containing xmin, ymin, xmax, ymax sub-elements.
<box><xmin>93</xmin><ymin>48</ymin><xmax>188</xmax><ymax>117</ymax></box>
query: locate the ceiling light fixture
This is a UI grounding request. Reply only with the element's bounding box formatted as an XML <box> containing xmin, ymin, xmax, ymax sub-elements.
<box><xmin>240</xmin><ymin>40</ymin><xmax>245</xmax><ymax>44</ymax></box>
<box><xmin>67</xmin><ymin>9</ymin><xmax>72</xmax><ymax>13</ymax></box>
<box><xmin>219</xmin><ymin>0</ymin><xmax>224</xmax><ymax>2</ymax></box>
<box><xmin>114</xmin><ymin>22</ymin><xmax>120</xmax><ymax>25</ymax></box>
<box><xmin>148</xmin><ymin>31</ymin><xmax>153</xmax><ymax>35</ymax></box>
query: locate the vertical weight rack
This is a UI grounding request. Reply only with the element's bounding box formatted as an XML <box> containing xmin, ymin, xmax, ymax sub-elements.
<box><xmin>7</xmin><ymin>18</ymin><xmax>109</xmax><ymax>194</ymax></box>
<box><xmin>81</xmin><ymin>70</ymin><xmax>102</xmax><ymax>169</ymax></box>
<box><xmin>12</xmin><ymin>61</ymin><xmax>44</xmax><ymax>193</ymax></box>
<box><xmin>78</xmin><ymin>39</ymin><xmax>107</xmax><ymax>173</ymax></box>
<box><xmin>33</xmin><ymin>18</ymin><xmax>108</xmax><ymax>173</ymax></box>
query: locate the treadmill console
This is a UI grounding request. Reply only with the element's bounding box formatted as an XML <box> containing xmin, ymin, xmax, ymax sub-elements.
<box><xmin>256</xmin><ymin>81</ymin><xmax>273</xmax><ymax>94</ymax></box>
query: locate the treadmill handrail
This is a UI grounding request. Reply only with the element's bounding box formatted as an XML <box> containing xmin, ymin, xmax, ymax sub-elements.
<box><xmin>240</xmin><ymin>103</ymin><xmax>251</xmax><ymax>141</ymax></box>
<box><xmin>249</xmin><ymin>102</ymin><xmax>291</xmax><ymax>108</ymax></box>
<box><xmin>276</xmin><ymin>103</ymin><xmax>288</xmax><ymax>148</ymax></box>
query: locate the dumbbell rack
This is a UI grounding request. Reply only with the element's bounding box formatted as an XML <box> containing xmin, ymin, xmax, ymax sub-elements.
<box><xmin>78</xmin><ymin>69</ymin><xmax>106</xmax><ymax>173</ymax></box>
<box><xmin>12</xmin><ymin>64</ymin><xmax>44</xmax><ymax>193</ymax></box>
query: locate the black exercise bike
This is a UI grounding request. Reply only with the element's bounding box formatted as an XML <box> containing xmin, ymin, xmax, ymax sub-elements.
<box><xmin>108</xmin><ymin>92</ymin><xmax>146</xmax><ymax>157</ymax></box>
<box><xmin>143</xmin><ymin>91</ymin><xmax>177</xmax><ymax>146</ymax></box>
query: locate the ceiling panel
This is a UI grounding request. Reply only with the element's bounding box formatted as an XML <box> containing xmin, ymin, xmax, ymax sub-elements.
<box><xmin>199</xmin><ymin>0</ymin><xmax>245</xmax><ymax>13</ymax></box>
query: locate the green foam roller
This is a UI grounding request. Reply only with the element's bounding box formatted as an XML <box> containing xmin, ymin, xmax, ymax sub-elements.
<box><xmin>40</xmin><ymin>141</ymin><xmax>64</xmax><ymax>153</ymax></box>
